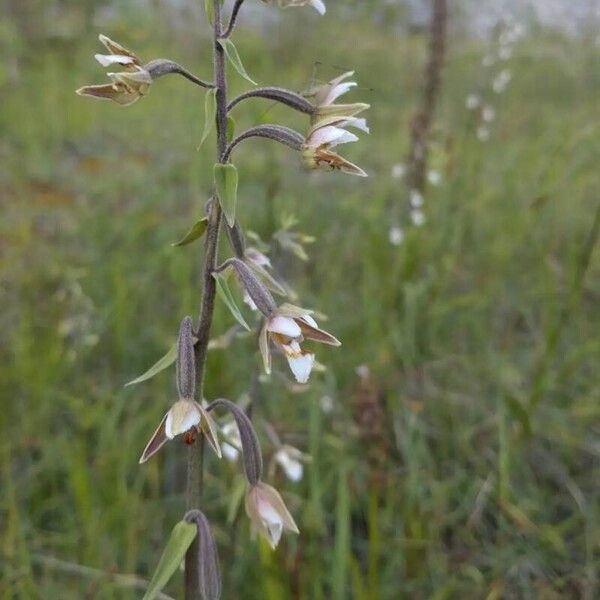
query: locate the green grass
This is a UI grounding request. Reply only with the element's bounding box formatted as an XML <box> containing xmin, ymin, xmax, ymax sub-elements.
<box><xmin>1</xmin><ymin>6</ymin><xmax>599</xmax><ymax>599</ymax></box>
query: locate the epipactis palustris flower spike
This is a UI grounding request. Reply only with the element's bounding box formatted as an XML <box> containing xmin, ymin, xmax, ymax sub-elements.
<box><xmin>245</xmin><ymin>482</ymin><xmax>299</xmax><ymax>549</ymax></box>
<box><xmin>76</xmin><ymin>34</ymin><xmax>152</xmax><ymax>106</ymax></box>
<box><xmin>260</xmin><ymin>304</ymin><xmax>340</xmax><ymax>383</ymax></box>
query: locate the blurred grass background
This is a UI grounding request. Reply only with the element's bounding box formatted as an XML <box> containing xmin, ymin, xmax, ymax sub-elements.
<box><xmin>1</xmin><ymin>0</ymin><xmax>599</xmax><ymax>598</ymax></box>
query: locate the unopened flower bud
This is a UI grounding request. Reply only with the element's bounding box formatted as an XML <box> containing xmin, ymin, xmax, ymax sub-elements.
<box><xmin>185</xmin><ymin>510</ymin><xmax>222</xmax><ymax>600</ymax></box>
<box><xmin>228</xmin><ymin>258</ymin><xmax>277</xmax><ymax>317</ymax></box>
<box><xmin>176</xmin><ymin>316</ymin><xmax>196</xmax><ymax>400</ymax></box>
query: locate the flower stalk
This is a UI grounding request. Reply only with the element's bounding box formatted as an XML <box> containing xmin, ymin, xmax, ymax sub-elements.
<box><xmin>75</xmin><ymin>0</ymin><xmax>370</xmax><ymax>596</ymax></box>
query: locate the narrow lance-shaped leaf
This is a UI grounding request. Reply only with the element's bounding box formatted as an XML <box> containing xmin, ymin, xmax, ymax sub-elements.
<box><xmin>218</xmin><ymin>39</ymin><xmax>257</xmax><ymax>86</ymax></box>
<box><xmin>213</xmin><ymin>271</ymin><xmax>251</xmax><ymax>331</ymax></box>
<box><xmin>198</xmin><ymin>88</ymin><xmax>217</xmax><ymax>148</ymax></box>
<box><xmin>214</xmin><ymin>163</ymin><xmax>238</xmax><ymax>227</ymax></box>
<box><xmin>125</xmin><ymin>343</ymin><xmax>178</xmax><ymax>387</ymax></box>
<box><xmin>143</xmin><ymin>520</ymin><xmax>197</xmax><ymax>600</ymax></box>
<box><xmin>172</xmin><ymin>217</ymin><xmax>208</xmax><ymax>247</ymax></box>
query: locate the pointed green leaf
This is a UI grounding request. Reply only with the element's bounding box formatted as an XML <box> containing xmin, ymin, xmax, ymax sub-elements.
<box><xmin>213</xmin><ymin>271</ymin><xmax>250</xmax><ymax>331</ymax></box>
<box><xmin>226</xmin><ymin>115</ymin><xmax>236</xmax><ymax>143</ymax></box>
<box><xmin>125</xmin><ymin>343</ymin><xmax>177</xmax><ymax>387</ymax></box>
<box><xmin>143</xmin><ymin>520</ymin><xmax>197</xmax><ymax>600</ymax></box>
<box><xmin>125</xmin><ymin>335</ymin><xmax>198</xmax><ymax>386</ymax></box>
<box><xmin>214</xmin><ymin>163</ymin><xmax>238</xmax><ymax>227</ymax></box>
<box><xmin>172</xmin><ymin>218</ymin><xmax>208</xmax><ymax>247</ymax></box>
<box><xmin>198</xmin><ymin>88</ymin><xmax>217</xmax><ymax>149</ymax></box>
<box><xmin>218</xmin><ymin>39</ymin><xmax>257</xmax><ymax>85</ymax></box>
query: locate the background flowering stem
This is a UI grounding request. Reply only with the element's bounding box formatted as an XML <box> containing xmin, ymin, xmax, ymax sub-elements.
<box><xmin>406</xmin><ymin>0</ymin><xmax>447</xmax><ymax>195</ymax></box>
<box><xmin>185</xmin><ymin>0</ymin><xmax>230</xmax><ymax>597</ymax></box>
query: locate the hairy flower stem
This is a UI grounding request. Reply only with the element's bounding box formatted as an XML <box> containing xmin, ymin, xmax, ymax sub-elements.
<box><xmin>185</xmin><ymin>0</ymin><xmax>229</xmax><ymax>597</ymax></box>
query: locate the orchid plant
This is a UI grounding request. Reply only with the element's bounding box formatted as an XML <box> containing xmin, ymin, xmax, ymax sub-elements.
<box><xmin>77</xmin><ymin>1</ymin><xmax>368</xmax><ymax>597</ymax></box>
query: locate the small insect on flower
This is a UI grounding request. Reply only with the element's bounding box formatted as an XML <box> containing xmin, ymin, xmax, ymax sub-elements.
<box><xmin>302</xmin><ymin>116</ymin><xmax>369</xmax><ymax>177</ymax></box>
<box><xmin>259</xmin><ymin>304</ymin><xmax>340</xmax><ymax>383</ymax></box>
<box><xmin>245</xmin><ymin>482</ymin><xmax>299</xmax><ymax>549</ymax></box>
<box><xmin>139</xmin><ymin>400</ymin><xmax>222</xmax><ymax>463</ymax></box>
<box><xmin>76</xmin><ymin>35</ymin><xmax>152</xmax><ymax>106</ymax></box>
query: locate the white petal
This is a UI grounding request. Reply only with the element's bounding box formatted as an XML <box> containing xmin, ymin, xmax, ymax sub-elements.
<box><xmin>300</xmin><ymin>314</ymin><xmax>318</xmax><ymax>328</ymax></box>
<box><xmin>258</xmin><ymin>500</ymin><xmax>284</xmax><ymax>548</ymax></box>
<box><xmin>307</xmin><ymin>125</ymin><xmax>353</xmax><ymax>148</ymax></box>
<box><xmin>268</xmin><ymin>315</ymin><xmax>301</xmax><ymax>338</ymax></box>
<box><xmin>286</xmin><ymin>353</ymin><xmax>315</xmax><ymax>383</ymax></box>
<box><xmin>95</xmin><ymin>53</ymin><xmax>135</xmax><ymax>67</ymax></box>
<box><xmin>243</xmin><ymin>291</ymin><xmax>258</xmax><ymax>311</ymax></box>
<box><xmin>222</xmin><ymin>442</ymin><xmax>240</xmax><ymax>462</ymax></box>
<box><xmin>276</xmin><ymin>451</ymin><xmax>304</xmax><ymax>482</ymax></box>
<box><xmin>346</xmin><ymin>117</ymin><xmax>370</xmax><ymax>134</ymax></box>
<box><xmin>324</xmin><ymin>81</ymin><xmax>357</xmax><ymax>105</ymax></box>
<box><xmin>310</xmin><ymin>0</ymin><xmax>326</xmax><ymax>15</ymax></box>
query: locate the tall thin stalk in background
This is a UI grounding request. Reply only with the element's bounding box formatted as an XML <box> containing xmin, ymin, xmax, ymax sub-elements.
<box><xmin>76</xmin><ymin>0</ymin><xmax>369</xmax><ymax>597</ymax></box>
<box><xmin>406</xmin><ymin>0</ymin><xmax>447</xmax><ymax>197</ymax></box>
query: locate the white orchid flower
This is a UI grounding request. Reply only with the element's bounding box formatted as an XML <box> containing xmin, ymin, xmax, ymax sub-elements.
<box><xmin>245</xmin><ymin>482</ymin><xmax>299</xmax><ymax>549</ymax></box>
<box><xmin>259</xmin><ymin>304</ymin><xmax>340</xmax><ymax>383</ymax></box>
<box><xmin>77</xmin><ymin>34</ymin><xmax>152</xmax><ymax>106</ymax></box>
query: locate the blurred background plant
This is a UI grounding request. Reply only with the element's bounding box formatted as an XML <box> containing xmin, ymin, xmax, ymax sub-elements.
<box><xmin>1</xmin><ymin>0</ymin><xmax>599</xmax><ymax>598</ymax></box>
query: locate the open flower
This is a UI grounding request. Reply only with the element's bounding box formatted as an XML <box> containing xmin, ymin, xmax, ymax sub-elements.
<box><xmin>302</xmin><ymin>116</ymin><xmax>368</xmax><ymax>177</ymax></box>
<box><xmin>76</xmin><ymin>34</ymin><xmax>152</xmax><ymax>106</ymax></box>
<box><xmin>245</xmin><ymin>482</ymin><xmax>299</xmax><ymax>549</ymax></box>
<box><xmin>263</xmin><ymin>0</ymin><xmax>326</xmax><ymax>15</ymax></box>
<box><xmin>307</xmin><ymin>71</ymin><xmax>370</xmax><ymax>124</ymax></box>
<box><xmin>139</xmin><ymin>400</ymin><xmax>221</xmax><ymax>463</ymax></box>
<box><xmin>259</xmin><ymin>303</ymin><xmax>340</xmax><ymax>383</ymax></box>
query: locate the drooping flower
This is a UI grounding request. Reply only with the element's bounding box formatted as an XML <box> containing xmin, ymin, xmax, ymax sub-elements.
<box><xmin>139</xmin><ymin>399</ymin><xmax>222</xmax><ymax>463</ymax></box>
<box><xmin>302</xmin><ymin>116</ymin><xmax>368</xmax><ymax>177</ymax></box>
<box><xmin>245</xmin><ymin>482</ymin><xmax>299</xmax><ymax>549</ymax></box>
<box><xmin>77</xmin><ymin>34</ymin><xmax>152</xmax><ymax>106</ymax></box>
<box><xmin>305</xmin><ymin>71</ymin><xmax>370</xmax><ymax>124</ymax></box>
<box><xmin>263</xmin><ymin>0</ymin><xmax>326</xmax><ymax>15</ymax></box>
<box><xmin>273</xmin><ymin>445</ymin><xmax>308</xmax><ymax>482</ymax></box>
<box><xmin>259</xmin><ymin>303</ymin><xmax>340</xmax><ymax>383</ymax></box>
